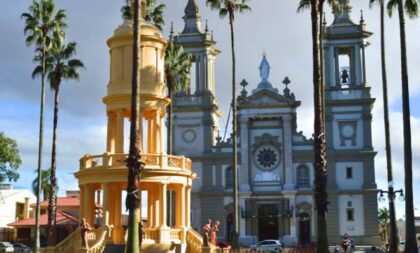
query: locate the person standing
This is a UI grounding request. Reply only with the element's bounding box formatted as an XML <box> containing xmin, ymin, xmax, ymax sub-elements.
<box><xmin>210</xmin><ymin>220</ymin><xmax>220</xmax><ymax>246</ymax></box>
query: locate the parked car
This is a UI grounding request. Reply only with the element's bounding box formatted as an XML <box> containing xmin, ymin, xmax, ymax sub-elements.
<box><xmin>0</xmin><ymin>242</ymin><xmax>14</xmax><ymax>253</ymax></box>
<box><xmin>13</xmin><ymin>243</ymin><xmax>31</xmax><ymax>253</ymax></box>
<box><xmin>250</xmin><ymin>239</ymin><xmax>283</xmax><ymax>252</ymax></box>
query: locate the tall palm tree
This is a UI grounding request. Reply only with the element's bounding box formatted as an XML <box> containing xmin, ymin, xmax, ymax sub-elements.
<box><xmin>21</xmin><ymin>1</ymin><xmax>66</xmax><ymax>250</ymax></box>
<box><xmin>165</xmin><ymin>41</ymin><xmax>191</xmax><ymax>155</ymax></box>
<box><xmin>369</xmin><ymin>1</ymin><xmax>398</xmax><ymax>252</ymax></box>
<box><xmin>31</xmin><ymin>168</ymin><xmax>52</xmax><ymax>201</ymax></box>
<box><xmin>205</xmin><ymin>0</ymin><xmax>251</xmax><ymax>248</ymax></box>
<box><xmin>309</xmin><ymin>0</ymin><xmax>327</xmax><ymax>251</ymax></box>
<box><xmin>33</xmin><ymin>39</ymin><xmax>84</xmax><ymax>245</ymax></box>
<box><xmin>121</xmin><ymin>0</ymin><xmax>165</xmax><ymax>31</ymax></box>
<box><xmin>125</xmin><ymin>0</ymin><xmax>143</xmax><ymax>253</ymax></box>
<box><xmin>387</xmin><ymin>0</ymin><xmax>419</xmax><ymax>252</ymax></box>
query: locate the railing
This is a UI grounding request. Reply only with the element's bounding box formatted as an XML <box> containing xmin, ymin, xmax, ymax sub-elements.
<box><xmin>143</xmin><ymin>227</ymin><xmax>159</xmax><ymax>241</ymax></box>
<box><xmin>79</xmin><ymin>153</ymin><xmax>192</xmax><ymax>172</ymax></box>
<box><xmin>55</xmin><ymin>227</ymin><xmax>81</xmax><ymax>253</ymax></box>
<box><xmin>87</xmin><ymin>224</ymin><xmax>113</xmax><ymax>253</ymax></box>
<box><xmin>170</xmin><ymin>228</ymin><xmax>182</xmax><ymax>240</ymax></box>
<box><xmin>186</xmin><ymin>228</ymin><xmax>218</xmax><ymax>253</ymax></box>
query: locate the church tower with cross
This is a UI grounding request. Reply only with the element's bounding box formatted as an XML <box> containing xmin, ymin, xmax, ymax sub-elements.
<box><xmin>322</xmin><ymin>1</ymin><xmax>379</xmax><ymax>244</ymax></box>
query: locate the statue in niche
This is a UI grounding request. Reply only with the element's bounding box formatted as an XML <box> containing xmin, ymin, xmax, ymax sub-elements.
<box><xmin>254</xmin><ymin>171</ymin><xmax>280</xmax><ymax>182</ymax></box>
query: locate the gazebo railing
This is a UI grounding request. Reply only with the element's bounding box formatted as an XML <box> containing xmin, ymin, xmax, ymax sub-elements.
<box><xmin>79</xmin><ymin>153</ymin><xmax>192</xmax><ymax>172</ymax></box>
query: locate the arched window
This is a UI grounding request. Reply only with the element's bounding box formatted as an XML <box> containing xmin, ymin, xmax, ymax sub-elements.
<box><xmin>297</xmin><ymin>165</ymin><xmax>310</xmax><ymax>188</ymax></box>
<box><xmin>225</xmin><ymin>167</ymin><xmax>233</xmax><ymax>189</ymax></box>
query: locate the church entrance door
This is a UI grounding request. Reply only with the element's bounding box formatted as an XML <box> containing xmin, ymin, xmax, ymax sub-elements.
<box><xmin>258</xmin><ymin>204</ymin><xmax>279</xmax><ymax>241</ymax></box>
<box><xmin>298</xmin><ymin>213</ymin><xmax>310</xmax><ymax>246</ymax></box>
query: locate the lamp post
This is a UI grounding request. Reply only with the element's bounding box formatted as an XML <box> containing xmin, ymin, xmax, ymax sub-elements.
<box><xmin>378</xmin><ymin>182</ymin><xmax>405</xmax><ymax>253</ymax></box>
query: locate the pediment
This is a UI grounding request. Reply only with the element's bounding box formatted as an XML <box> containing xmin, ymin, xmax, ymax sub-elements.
<box><xmin>239</xmin><ymin>89</ymin><xmax>300</xmax><ymax>108</ymax></box>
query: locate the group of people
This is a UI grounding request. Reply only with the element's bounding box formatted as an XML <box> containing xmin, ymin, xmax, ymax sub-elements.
<box><xmin>334</xmin><ymin>233</ymin><xmax>355</xmax><ymax>253</ymax></box>
<box><xmin>202</xmin><ymin>219</ymin><xmax>220</xmax><ymax>247</ymax></box>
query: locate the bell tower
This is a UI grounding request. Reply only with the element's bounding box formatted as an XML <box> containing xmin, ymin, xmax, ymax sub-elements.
<box><xmin>171</xmin><ymin>0</ymin><xmax>221</xmax><ymax>156</ymax></box>
<box><xmin>323</xmin><ymin>1</ymin><xmax>379</xmax><ymax>245</ymax></box>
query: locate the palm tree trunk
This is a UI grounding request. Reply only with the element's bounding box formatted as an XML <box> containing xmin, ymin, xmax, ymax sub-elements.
<box><xmin>229</xmin><ymin>13</ymin><xmax>239</xmax><ymax>249</ymax></box>
<box><xmin>34</xmin><ymin>39</ymin><xmax>46</xmax><ymax>253</ymax></box>
<box><xmin>397</xmin><ymin>1</ymin><xmax>418</xmax><ymax>252</ymax></box>
<box><xmin>379</xmin><ymin>2</ymin><xmax>398</xmax><ymax>253</ymax></box>
<box><xmin>311</xmin><ymin>1</ymin><xmax>328</xmax><ymax>252</ymax></box>
<box><xmin>48</xmin><ymin>85</ymin><xmax>60</xmax><ymax>246</ymax></box>
<box><xmin>126</xmin><ymin>1</ymin><xmax>142</xmax><ymax>252</ymax></box>
<box><xmin>168</xmin><ymin>85</ymin><xmax>173</xmax><ymax>155</ymax></box>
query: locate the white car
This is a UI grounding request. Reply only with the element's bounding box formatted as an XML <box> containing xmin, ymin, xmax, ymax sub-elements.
<box><xmin>250</xmin><ymin>239</ymin><xmax>283</xmax><ymax>251</ymax></box>
<box><xmin>0</xmin><ymin>242</ymin><xmax>14</xmax><ymax>253</ymax></box>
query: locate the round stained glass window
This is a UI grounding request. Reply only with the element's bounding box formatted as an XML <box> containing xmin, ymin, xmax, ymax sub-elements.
<box><xmin>254</xmin><ymin>145</ymin><xmax>280</xmax><ymax>171</ymax></box>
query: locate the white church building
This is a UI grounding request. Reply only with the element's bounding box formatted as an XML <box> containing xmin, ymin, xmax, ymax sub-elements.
<box><xmin>172</xmin><ymin>0</ymin><xmax>380</xmax><ymax>247</ymax></box>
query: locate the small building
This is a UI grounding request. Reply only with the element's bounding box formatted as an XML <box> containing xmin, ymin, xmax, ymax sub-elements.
<box><xmin>8</xmin><ymin>191</ymin><xmax>80</xmax><ymax>245</ymax></box>
<box><xmin>0</xmin><ymin>183</ymin><xmax>36</xmax><ymax>241</ymax></box>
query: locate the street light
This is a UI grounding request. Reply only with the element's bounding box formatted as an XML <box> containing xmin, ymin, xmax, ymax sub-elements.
<box><xmin>378</xmin><ymin>189</ymin><xmax>405</xmax><ymax>203</ymax></box>
<box><xmin>378</xmin><ymin>184</ymin><xmax>405</xmax><ymax>253</ymax></box>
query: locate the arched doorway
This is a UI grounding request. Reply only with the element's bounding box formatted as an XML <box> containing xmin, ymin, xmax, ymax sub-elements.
<box><xmin>298</xmin><ymin>213</ymin><xmax>310</xmax><ymax>246</ymax></box>
<box><xmin>258</xmin><ymin>204</ymin><xmax>278</xmax><ymax>241</ymax></box>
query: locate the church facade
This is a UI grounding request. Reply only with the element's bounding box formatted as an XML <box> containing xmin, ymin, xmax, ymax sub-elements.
<box><xmin>172</xmin><ymin>0</ymin><xmax>379</xmax><ymax>246</ymax></box>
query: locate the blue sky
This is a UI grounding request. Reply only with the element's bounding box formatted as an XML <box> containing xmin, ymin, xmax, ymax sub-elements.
<box><xmin>1</xmin><ymin>0</ymin><xmax>419</xmax><ymax>220</ymax></box>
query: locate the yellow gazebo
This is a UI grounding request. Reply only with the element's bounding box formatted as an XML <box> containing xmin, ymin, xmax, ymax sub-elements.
<box><xmin>72</xmin><ymin>12</ymin><xmax>203</xmax><ymax>253</ymax></box>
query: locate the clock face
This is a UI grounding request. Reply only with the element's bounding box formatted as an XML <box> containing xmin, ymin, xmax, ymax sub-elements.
<box><xmin>254</xmin><ymin>145</ymin><xmax>280</xmax><ymax>171</ymax></box>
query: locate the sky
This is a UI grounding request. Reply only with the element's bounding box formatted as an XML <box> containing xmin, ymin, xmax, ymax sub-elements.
<box><xmin>0</xmin><ymin>0</ymin><xmax>419</xmax><ymax>220</ymax></box>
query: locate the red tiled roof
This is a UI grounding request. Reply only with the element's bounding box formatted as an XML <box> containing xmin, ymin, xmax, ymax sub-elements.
<box><xmin>30</xmin><ymin>197</ymin><xmax>80</xmax><ymax>208</ymax></box>
<box><xmin>8</xmin><ymin>210</ymin><xmax>79</xmax><ymax>227</ymax></box>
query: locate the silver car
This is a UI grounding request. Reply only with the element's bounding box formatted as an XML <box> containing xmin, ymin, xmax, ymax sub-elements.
<box><xmin>250</xmin><ymin>239</ymin><xmax>283</xmax><ymax>252</ymax></box>
<box><xmin>0</xmin><ymin>242</ymin><xmax>14</xmax><ymax>253</ymax></box>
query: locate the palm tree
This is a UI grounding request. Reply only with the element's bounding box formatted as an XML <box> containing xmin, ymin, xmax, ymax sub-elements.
<box><xmin>121</xmin><ymin>0</ymin><xmax>165</xmax><ymax>31</ymax></box>
<box><xmin>21</xmin><ymin>1</ymin><xmax>66</xmax><ymax>250</ymax></box>
<box><xmin>33</xmin><ymin>39</ymin><xmax>84</xmax><ymax>245</ymax></box>
<box><xmin>31</xmin><ymin>168</ymin><xmax>52</xmax><ymax>201</ymax></box>
<box><xmin>165</xmin><ymin>41</ymin><xmax>191</xmax><ymax>154</ymax></box>
<box><xmin>387</xmin><ymin>0</ymin><xmax>419</xmax><ymax>252</ymax></box>
<box><xmin>369</xmin><ymin>1</ymin><xmax>398</xmax><ymax>252</ymax></box>
<box><xmin>125</xmin><ymin>1</ymin><xmax>143</xmax><ymax>253</ymax></box>
<box><xmin>205</xmin><ymin>0</ymin><xmax>251</xmax><ymax>248</ymax></box>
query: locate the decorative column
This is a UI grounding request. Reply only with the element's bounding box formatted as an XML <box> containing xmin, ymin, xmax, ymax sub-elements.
<box><xmin>239</xmin><ymin>117</ymin><xmax>249</xmax><ymax>187</ymax></box>
<box><xmin>283</xmin><ymin>115</ymin><xmax>294</xmax><ymax>191</ymax></box>
<box><xmin>102</xmin><ymin>183</ymin><xmax>110</xmax><ymax>225</ymax></box>
<box><xmin>113</xmin><ymin>184</ymin><xmax>123</xmax><ymax>243</ymax></box>
<box><xmin>176</xmin><ymin>185</ymin><xmax>186</xmax><ymax>227</ymax></box>
<box><xmin>115</xmin><ymin>110</ymin><xmax>124</xmax><ymax>153</ymax></box>
<box><xmin>185</xmin><ymin>187</ymin><xmax>191</xmax><ymax>227</ymax></box>
<box><xmin>148</xmin><ymin>189</ymin><xmax>155</xmax><ymax>228</ymax></box>
<box><xmin>146</xmin><ymin>111</ymin><xmax>154</xmax><ymax>153</ymax></box>
<box><xmin>79</xmin><ymin>185</ymin><xmax>85</xmax><ymax>221</ymax></box>
<box><xmin>106</xmin><ymin>112</ymin><xmax>116</xmax><ymax>153</ymax></box>
<box><xmin>159</xmin><ymin>183</ymin><xmax>168</xmax><ymax>227</ymax></box>
<box><xmin>154</xmin><ymin>110</ymin><xmax>162</xmax><ymax>153</ymax></box>
<box><xmin>83</xmin><ymin>184</ymin><xmax>93</xmax><ymax>224</ymax></box>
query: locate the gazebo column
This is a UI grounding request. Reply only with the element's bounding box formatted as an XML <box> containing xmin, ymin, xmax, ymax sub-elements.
<box><xmin>147</xmin><ymin>189</ymin><xmax>155</xmax><ymax>228</ymax></box>
<box><xmin>176</xmin><ymin>185</ymin><xmax>186</xmax><ymax>228</ymax></box>
<box><xmin>113</xmin><ymin>184</ymin><xmax>123</xmax><ymax>243</ymax></box>
<box><xmin>79</xmin><ymin>185</ymin><xmax>85</xmax><ymax>221</ymax></box>
<box><xmin>154</xmin><ymin>110</ymin><xmax>163</xmax><ymax>153</ymax></box>
<box><xmin>185</xmin><ymin>186</ymin><xmax>191</xmax><ymax>227</ymax></box>
<box><xmin>106</xmin><ymin>112</ymin><xmax>116</xmax><ymax>153</ymax></box>
<box><xmin>83</xmin><ymin>184</ymin><xmax>95</xmax><ymax>225</ymax></box>
<box><xmin>146</xmin><ymin>111</ymin><xmax>155</xmax><ymax>153</ymax></box>
<box><xmin>115</xmin><ymin>110</ymin><xmax>124</xmax><ymax>153</ymax></box>
<box><xmin>159</xmin><ymin>183</ymin><xmax>168</xmax><ymax>227</ymax></box>
<box><xmin>102</xmin><ymin>183</ymin><xmax>110</xmax><ymax>225</ymax></box>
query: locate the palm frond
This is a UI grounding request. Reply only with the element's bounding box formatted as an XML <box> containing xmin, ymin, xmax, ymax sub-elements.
<box><xmin>405</xmin><ymin>0</ymin><xmax>419</xmax><ymax>19</ymax></box>
<box><xmin>297</xmin><ymin>0</ymin><xmax>311</xmax><ymax>12</ymax></box>
<box><xmin>387</xmin><ymin>0</ymin><xmax>398</xmax><ymax>17</ymax></box>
